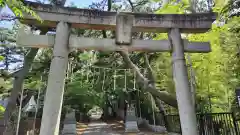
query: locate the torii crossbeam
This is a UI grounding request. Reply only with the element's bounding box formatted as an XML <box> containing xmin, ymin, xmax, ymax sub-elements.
<box><xmin>17</xmin><ymin>30</ymin><xmax>211</xmax><ymax>53</ymax></box>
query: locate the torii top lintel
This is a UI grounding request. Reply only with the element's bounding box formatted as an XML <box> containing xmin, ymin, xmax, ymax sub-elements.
<box><xmin>22</xmin><ymin>1</ymin><xmax>217</xmax><ymax>33</ymax></box>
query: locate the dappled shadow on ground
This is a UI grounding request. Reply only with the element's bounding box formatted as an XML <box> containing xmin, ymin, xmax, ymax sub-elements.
<box><xmin>76</xmin><ymin>122</ymin><xmax>88</xmax><ymax>135</ymax></box>
<box><xmin>78</xmin><ymin>120</ymin><xmax>121</xmax><ymax>135</ymax></box>
<box><xmin>105</xmin><ymin>120</ymin><xmax>168</xmax><ymax>135</ymax></box>
<box><xmin>77</xmin><ymin>119</ymin><xmax>167</xmax><ymax>135</ymax></box>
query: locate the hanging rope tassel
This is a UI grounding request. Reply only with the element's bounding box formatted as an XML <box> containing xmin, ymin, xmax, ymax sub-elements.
<box><xmin>134</xmin><ymin>70</ymin><xmax>142</xmax><ymax>118</ymax></box>
<box><xmin>33</xmin><ymin>75</ymin><xmax>43</xmax><ymax>133</ymax></box>
<box><xmin>101</xmin><ymin>69</ymin><xmax>107</xmax><ymax>118</ymax></box>
<box><xmin>102</xmin><ymin>69</ymin><xmax>106</xmax><ymax>93</ymax></box>
<box><xmin>86</xmin><ymin>66</ymin><xmax>89</xmax><ymax>83</ymax></box>
<box><xmin>114</xmin><ymin>70</ymin><xmax>116</xmax><ymax>91</ymax></box>
<box><xmin>124</xmin><ymin>69</ymin><xmax>127</xmax><ymax>91</ymax></box>
<box><xmin>16</xmin><ymin>87</ymin><xmax>25</xmax><ymax>135</ymax></box>
<box><xmin>133</xmin><ymin>70</ymin><xmax>136</xmax><ymax>90</ymax></box>
<box><xmin>81</xmin><ymin>68</ymin><xmax>84</xmax><ymax>87</ymax></box>
<box><xmin>91</xmin><ymin>68</ymin><xmax>95</xmax><ymax>90</ymax></box>
<box><xmin>151</xmin><ymin>94</ymin><xmax>156</xmax><ymax>132</ymax></box>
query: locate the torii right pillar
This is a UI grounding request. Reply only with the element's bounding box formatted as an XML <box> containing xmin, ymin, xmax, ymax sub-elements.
<box><xmin>168</xmin><ymin>28</ymin><xmax>198</xmax><ymax>135</ymax></box>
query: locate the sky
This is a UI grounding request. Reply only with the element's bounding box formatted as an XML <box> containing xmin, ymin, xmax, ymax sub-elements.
<box><xmin>0</xmin><ymin>0</ymin><xmax>98</xmax><ymax>29</ymax></box>
<box><xmin>66</xmin><ymin>0</ymin><xmax>97</xmax><ymax>7</ymax></box>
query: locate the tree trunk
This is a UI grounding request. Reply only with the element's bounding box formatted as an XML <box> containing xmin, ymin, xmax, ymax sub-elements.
<box><xmin>154</xmin><ymin>97</ymin><xmax>169</xmax><ymax>130</ymax></box>
<box><xmin>0</xmin><ymin>48</ymin><xmax>39</xmax><ymax>135</ymax></box>
<box><xmin>143</xmin><ymin>53</ymin><xmax>156</xmax><ymax>86</ymax></box>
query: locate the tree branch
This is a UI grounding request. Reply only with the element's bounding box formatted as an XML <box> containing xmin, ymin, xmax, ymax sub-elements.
<box><xmin>154</xmin><ymin>97</ymin><xmax>170</xmax><ymax>130</ymax></box>
<box><xmin>127</xmin><ymin>0</ymin><xmax>134</xmax><ymax>12</ymax></box>
<box><xmin>0</xmin><ymin>17</ymin><xmax>17</xmax><ymax>21</ymax></box>
<box><xmin>144</xmin><ymin>53</ymin><xmax>155</xmax><ymax>86</ymax></box>
<box><xmin>127</xmin><ymin>0</ymin><xmax>148</xmax><ymax>11</ymax></box>
<box><xmin>0</xmin><ymin>14</ymin><xmax>17</xmax><ymax>22</ymax></box>
<box><xmin>134</xmin><ymin>0</ymin><xmax>149</xmax><ymax>8</ymax></box>
<box><xmin>118</xmin><ymin>51</ymin><xmax>177</xmax><ymax>107</ymax></box>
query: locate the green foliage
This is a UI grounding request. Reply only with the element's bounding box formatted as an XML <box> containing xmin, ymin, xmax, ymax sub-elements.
<box><xmin>186</xmin><ymin>25</ymin><xmax>233</xmax><ymax>112</ymax></box>
<box><xmin>151</xmin><ymin>0</ymin><xmax>240</xmax><ymax>113</ymax></box>
<box><xmin>0</xmin><ymin>56</ymin><xmax>4</xmax><ymax>61</ymax></box>
<box><xmin>155</xmin><ymin>0</ymin><xmax>189</xmax><ymax>14</ymax></box>
<box><xmin>0</xmin><ymin>105</ymin><xmax>5</xmax><ymax>119</ymax></box>
<box><xmin>0</xmin><ymin>0</ymin><xmax>41</xmax><ymax>21</ymax></box>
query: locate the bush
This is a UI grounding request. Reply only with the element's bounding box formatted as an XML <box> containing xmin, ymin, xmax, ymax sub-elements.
<box><xmin>0</xmin><ymin>105</ymin><xmax>5</xmax><ymax>119</ymax></box>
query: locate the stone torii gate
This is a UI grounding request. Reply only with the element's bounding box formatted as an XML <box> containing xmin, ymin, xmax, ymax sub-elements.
<box><xmin>16</xmin><ymin>1</ymin><xmax>216</xmax><ymax>135</ymax></box>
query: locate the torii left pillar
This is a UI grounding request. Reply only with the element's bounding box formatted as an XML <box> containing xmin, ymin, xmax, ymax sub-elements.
<box><xmin>39</xmin><ymin>21</ymin><xmax>70</xmax><ymax>135</ymax></box>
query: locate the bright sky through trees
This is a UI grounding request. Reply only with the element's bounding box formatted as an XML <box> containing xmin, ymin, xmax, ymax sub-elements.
<box><xmin>0</xmin><ymin>0</ymin><xmax>97</xmax><ymax>28</ymax></box>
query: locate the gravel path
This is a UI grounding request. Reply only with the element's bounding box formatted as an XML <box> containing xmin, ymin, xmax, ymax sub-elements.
<box><xmin>81</xmin><ymin>120</ymin><xmax>174</xmax><ymax>135</ymax></box>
